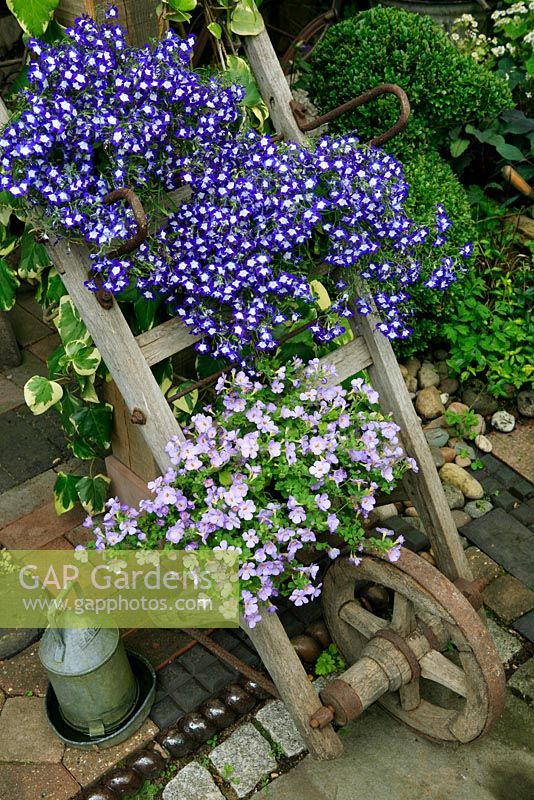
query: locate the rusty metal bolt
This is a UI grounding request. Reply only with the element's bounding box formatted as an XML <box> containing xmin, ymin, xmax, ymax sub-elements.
<box><xmin>130</xmin><ymin>408</ymin><xmax>147</xmax><ymax>425</ymax></box>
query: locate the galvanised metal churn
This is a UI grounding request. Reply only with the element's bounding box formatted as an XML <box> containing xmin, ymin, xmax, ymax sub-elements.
<box><xmin>39</xmin><ymin>582</ymin><xmax>138</xmax><ymax>737</ymax></box>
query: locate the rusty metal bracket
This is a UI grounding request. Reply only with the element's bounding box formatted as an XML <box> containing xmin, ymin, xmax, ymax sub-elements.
<box><xmin>182</xmin><ymin>628</ymin><xmax>279</xmax><ymax>699</ymax></box>
<box><xmin>315</xmin><ymin>677</ymin><xmax>364</xmax><ymax>728</ymax></box>
<box><xmin>290</xmin><ymin>83</ymin><xmax>410</xmax><ymax>147</ymax></box>
<box><xmin>371</xmin><ymin>628</ymin><xmax>421</xmax><ymax>682</ymax></box>
<box><xmin>103</xmin><ymin>187</ymin><xmax>149</xmax><ymax>258</ymax></box>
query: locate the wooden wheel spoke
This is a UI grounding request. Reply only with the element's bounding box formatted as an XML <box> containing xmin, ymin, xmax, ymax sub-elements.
<box><xmin>399</xmin><ymin>677</ymin><xmax>420</xmax><ymax>711</ymax></box>
<box><xmin>338</xmin><ymin>600</ymin><xmax>388</xmax><ymax>639</ymax></box>
<box><xmin>420</xmin><ymin>650</ymin><xmax>468</xmax><ymax>697</ymax></box>
<box><xmin>392</xmin><ymin>592</ymin><xmax>416</xmax><ymax>636</ymax></box>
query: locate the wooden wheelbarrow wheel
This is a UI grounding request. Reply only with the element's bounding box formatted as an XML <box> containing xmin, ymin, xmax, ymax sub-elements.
<box><xmin>320</xmin><ymin>548</ymin><xmax>505</xmax><ymax>743</ymax></box>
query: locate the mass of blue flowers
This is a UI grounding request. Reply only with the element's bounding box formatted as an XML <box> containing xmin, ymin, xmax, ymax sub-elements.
<box><xmin>0</xmin><ymin>7</ymin><xmax>471</xmax><ymax>362</ymax></box>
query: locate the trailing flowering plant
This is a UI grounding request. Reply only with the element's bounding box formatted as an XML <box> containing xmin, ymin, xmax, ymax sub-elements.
<box><xmin>0</xmin><ymin>10</ymin><xmax>471</xmax><ymax>362</ymax></box>
<box><xmin>83</xmin><ymin>358</ymin><xmax>416</xmax><ymax>626</ymax></box>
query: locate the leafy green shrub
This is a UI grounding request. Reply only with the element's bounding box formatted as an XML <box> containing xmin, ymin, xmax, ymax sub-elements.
<box><xmin>394</xmin><ymin>151</ymin><xmax>477</xmax><ymax>357</ymax></box>
<box><xmin>315</xmin><ymin>644</ymin><xmax>346</xmax><ymax>676</ymax></box>
<box><xmin>308</xmin><ymin>6</ymin><xmax>512</xmax><ymax>161</ymax></box>
<box><xmin>444</xmin><ymin>196</ymin><xmax>534</xmax><ymax>396</ymax></box>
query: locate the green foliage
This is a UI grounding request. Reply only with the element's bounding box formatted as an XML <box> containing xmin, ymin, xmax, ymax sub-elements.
<box><xmin>307</xmin><ymin>6</ymin><xmax>512</xmax><ymax>161</ymax></box>
<box><xmin>129</xmin><ymin>780</ymin><xmax>160</xmax><ymax>800</ymax></box>
<box><xmin>24</xmin><ymin>375</ymin><xmax>63</xmax><ymax>415</ymax></box>
<box><xmin>270</xmin><ymin>741</ymin><xmax>285</xmax><ymax>760</ymax></box>
<box><xmin>0</xmin><ymin>256</ymin><xmax>19</xmax><ymax>310</ymax></box>
<box><xmin>315</xmin><ymin>644</ymin><xmax>346</xmax><ymax>676</ymax></box>
<box><xmin>7</xmin><ymin>0</ymin><xmax>59</xmax><ymax>36</ymax></box>
<box><xmin>393</xmin><ymin>151</ymin><xmax>477</xmax><ymax>357</ymax></box>
<box><xmin>444</xmin><ymin>407</ymin><xmax>480</xmax><ymax>440</ymax></box>
<box><xmin>444</xmin><ymin>197</ymin><xmax>534</xmax><ymax>396</ymax></box>
<box><xmin>221</xmin><ymin>763</ymin><xmax>241</xmax><ymax>785</ymax></box>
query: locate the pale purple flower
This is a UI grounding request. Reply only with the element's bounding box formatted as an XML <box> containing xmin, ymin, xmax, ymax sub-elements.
<box><xmin>309</xmin><ymin>459</ymin><xmax>330</xmax><ymax>479</ymax></box>
<box><xmin>315</xmin><ymin>493</ymin><xmax>331</xmax><ymax>511</ymax></box>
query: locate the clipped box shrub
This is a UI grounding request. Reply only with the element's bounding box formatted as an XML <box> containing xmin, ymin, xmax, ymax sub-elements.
<box><xmin>308</xmin><ymin>6</ymin><xmax>513</xmax><ymax>161</ymax></box>
<box><xmin>395</xmin><ymin>150</ymin><xmax>477</xmax><ymax>357</ymax></box>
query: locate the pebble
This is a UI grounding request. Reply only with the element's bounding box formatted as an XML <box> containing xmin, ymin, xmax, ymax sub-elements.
<box><xmin>439</xmin><ymin>377</ymin><xmax>459</xmax><ymax>395</ymax></box>
<box><xmin>447</xmin><ymin>401</ymin><xmax>469</xmax><ymax>415</ymax></box>
<box><xmin>430</xmin><ymin>446</ymin><xmax>445</xmax><ymax>468</ymax></box>
<box><xmin>405</xmin><ymin>506</ymin><xmax>419</xmax><ymax>518</ymax></box>
<box><xmin>451</xmin><ymin>509</ymin><xmax>472</xmax><ymax>528</ymax></box>
<box><xmin>416</xmin><ymin>386</ymin><xmax>446</xmax><ymax>420</ymax></box>
<box><xmin>440</xmin><ymin>393</ymin><xmax>450</xmax><ymax>405</ymax></box>
<box><xmin>441</xmin><ymin>482</ymin><xmax>465</xmax><ymax>510</ymax></box>
<box><xmin>475</xmin><ymin>433</ymin><xmax>493</xmax><ymax>453</ymax></box>
<box><xmin>404</xmin><ymin>375</ymin><xmax>418</xmax><ymax>394</ymax></box>
<box><xmin>441</xmin><ymin>446</ymin><xmax>457</xmax><ymax>463</ymax></box>
<box><xmin>290</xmin><ymin>635</ymin><xmax>322</xmax><ymax>663</ymax></box>
<box><xmin>472</xmin><ymin>414</ymin><xmax>486</xmax><ymax>436</ymax></box>
<box><xmin>455</xmin><ymin>455</ymin><xmax>472</xmax><ymax>468</ymax></box>
<box><xmin>435</xmin><ymin>361</ymin><xmax>449</xmax><ymax>379</ymax></box>
<box><xmin>368</xmin><ymin>503</ymin><xmax>398</xmax><ymax>525</ymax></box>
<box><xmin>405</xmin><ymin>357</ymin><xmax>421</xmax><ymax>377</ymax></box>
<box><xmin>399</xmin><ymin>364</ymin><xmax>408</xmax><ymax>378</ymax></box>
<box><xmin>453</xmin><ymin>441</ymin><xmax>476</xmax><ymax>460</ymax></box>
<box><xmin>491</xmin><ymin>410</ymin><xmax>516</xmax><ymax>433</ymax></box>
<box><xmin>418</xmin><ymin>362</ymin><xmax>440</xmax><ymax>389</ymax></box>
<box><xmin>464</xmin><ymin>500</ymin><xmax>493</xmax><ymax>518</ymax></box>
<box><xmin>439</xmin><ymin>463</ymin><xmax>484</xmax><ymax>500</ymax></box>
<box><xmin>423</xmin><ymin>414</ymin><xmax>447</xmax><ymax>430</ymax></box>
<box><xmin>434</xmin><ymin>348</ymin><xmax>449</xmax><ymax>361</ymax></box>
<box><xmin>517</xmin><ymin>390</ymin><xmax>534</xmax><ymax>418</ymax></box>
<box><xmin>424</xmin><ymin>428</ymin><xmax>449</xmax><ymax>448</ymax></box>
<box><xmin>462</xmin><ymin>384</ymin><xmax>498</xmax><ymax>416</ymax></box>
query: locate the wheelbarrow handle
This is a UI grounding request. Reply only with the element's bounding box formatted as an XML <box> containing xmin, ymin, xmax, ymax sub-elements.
<box><xmin>290</xmin><ymin>83</ymin><xmax>410</xmax><ymax>147</ymax></box>
<box><xmin>103</xmin><ymin>187</ymin><xmax>149</xmax><ymax>258</ymax></box>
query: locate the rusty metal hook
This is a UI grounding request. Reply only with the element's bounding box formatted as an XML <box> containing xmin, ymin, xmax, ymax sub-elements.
<box><xmin>291</xmin><ymin>83</ymin><xmax>411</xmax><ymax>147</ymax></box>
<box><xmin>103</xmin><ymin>187</ymin><xmax>149</xmax><ymax>258</ymax></box>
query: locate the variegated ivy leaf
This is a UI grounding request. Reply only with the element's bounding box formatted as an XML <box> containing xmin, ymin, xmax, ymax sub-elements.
<box><xmin>230</xmin><ymin>0</ymin><xmax>264</xmax><ymax>36</ymax></box>
<box><xmin>0</xmin><ymin>257</ymin><xmax>19</xmax><ymax>311</ymax></box>
<box><xmin>24</xmin><ymin>375</ymin><xmax>63</xmax><ymax>415</ymax></box>
<box><xmin>79</xmin><ymin>374</ymin><xmax>100</xmax><ymax>403</ymax></box>
<box><xmin>71</xmin><ymin>345</ymin><xmax>102</xmax><ymax>376</ymax></box>
<box><xmin>53</xmin><ymin>471</ymin><xmax>80</xmax><ymax>515</ymax></box>
<box><xmin>310</xmin><ymin>279</ymin><xmax>331</xmax><ymax>311</ymax></box>
<box><xmin>76</xmin><ymin>474</ymin><xmax>111</xmax><ymax>515</ymax></box>
<box><xmin>171</xmin><ymin>384</ymin><xmax>199</xmax><ymax>414</ymax></box>
<box><xmin>56</xmin><ymin>295</ymin><xmax>91</xmax><ymax>345</ymax></box>
<box><xmin>7</xmin><ymin>0</ymin><xmax>59</xmax><ymax>36</ymax></box>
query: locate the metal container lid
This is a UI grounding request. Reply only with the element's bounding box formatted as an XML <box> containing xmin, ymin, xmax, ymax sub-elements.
<box><xmin>39</xmin><ymin>618</ymin><xmax>120</xmax><ymax>676</ymax></box>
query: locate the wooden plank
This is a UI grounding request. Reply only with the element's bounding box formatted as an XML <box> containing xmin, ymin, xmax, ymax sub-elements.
<box><xmin>136</xmin><ymin>318</ymin><xmax>201</xmax><ymax>367</ymax></box>
<box><xmin>242</xmin><ymin>29</ymin><xmax>306</xmax><ymax>142</ymax></box>
<box><xmin>349</xmin><ymin>310</ymin><xmax>471</xmax><ymax>583</ymax></box>
<box><xmin>44</xmin><ymin>237</ymin><xmax>183</xmax><ymax>471</ymax></box>
<box><xmin>320</xmin><ymin>335</ymin><xmax>373</xmax><ymax>383</ymax></box>
<box><xmin>242</xmin><ymin>610</ymin><xmax>343</xmax><ymax>760</ymax></box>
<box><xmin>55</xmin><ymin>0</ymin><xmax>161</xmax><ymax>46</ymax></box>
<box><xmin>105</xmin><ymin>454</ymin><xmax>152</xmax><ymax>508</ymax></box>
